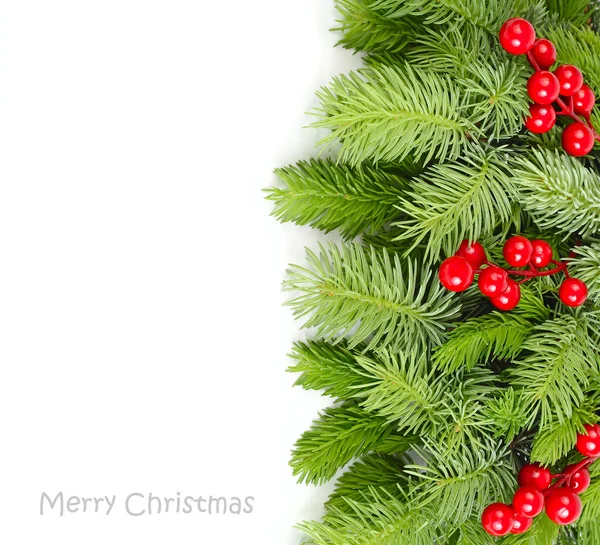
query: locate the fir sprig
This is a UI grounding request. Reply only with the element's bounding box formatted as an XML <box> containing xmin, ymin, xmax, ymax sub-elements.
<box><xmin>267</xmin><ymin>159</ymin><xmax>409</xmax><ymax>239</ymax></box>
<box><xmin>312</xmin><ymin>64</ymin><xmax>475</xmax><ymax>165</ymax></box>
<box><xmin>290</xmin><ymin>404</ymin><xmax>415</xmax><ymax>485</ymax></box>
<box><xmin>394</xmin><ymin>150</ymin><xmax>515</xmax><ymax>260</ymax></box>
<box><xmin>284</xmin><ymin>243</ymin><xmax>460</xmax><ymax>351</ymax></box>
<box><xmin>513</xmin><ymin>148</ymin><xmax>600</xmax><ymax>238</ymax></box>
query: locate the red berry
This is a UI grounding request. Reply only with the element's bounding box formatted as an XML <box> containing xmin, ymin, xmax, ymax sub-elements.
<box><xmin>559</xmin><ymin>278</ymin><xmax>588</xmax><ymax>307</ymax></box>
<box><xmin>439</xmin><ymin>256</ymin><xmax>474</xmax><ymax>292</ymax></box>
<box><xmin>491</xmin><ymin>279</ymin><xmax>521</xmax><ymax>311</ymax></box>
<box><xmin>504</xmin><ymin>236</ymin><xmax>534</xmax><ymax>267</ymax></box>
<box><xmin>565</xmin><ymin>464</ymin><xmax>591</xmax><ymax>494</ymax></box>
<box><xmin>573</xmin><ymin>84</ymin><xmax>596</xmax><ymax>115</ymax></box>
<box><xmin>554</xmin><ymin>65</ymin><xmax>584</xmax><ymax>97</ymax></box>
<box><xmin>576</xmin><ymin>423</ymin><xmax>600</xmax><ymax>457</ymax></box>
<box><xmin>513</xmin><ymin>486</ymin><xmax>545</xmax><ymax>518</ymax></box>
<box><xmin>482</xmin><ymin>503</ymin><xmax>515</xmax><ymax>536</ymax></box>
<box><xmin>519</xmin><ymin>463</ymin><xmax>553</xmax><ymax>491</ymax></box>
<box><xmin>545</xmin><ymin>489</ymin><xmax>582</xmax><ymax>525</ymax></box>
<box><xmin>562</xmin><ymin>122</ymin><xmax>595</xmax><ymax>156</ymax></box>
<box><xmin>499</xmin><ymin>18</ymin><xmax>536</xmax><ymax>55</ymax></box>
<box><xmin>478</xmin><ymin>266</ymin><xmax>509</xmax><ymax>297</ymax></box>
<box><xmin>530</xmin><ymin>240</ymin><xmax>553</xmax><ymax>268</ymax></box>
<box><xmin>511</xmin><ymin>513</ymin><xmax>534</xmax><ymax>534</ymax></box>
<box><xmin>456</xmin><ymin>240</ymin><xmax>486</xmax><ymax>269</ymax></box>
<box><xmin>525</xmin><ymin>104</ymin><xmax>556</xmax><ymax>134</ymax></box>
<box><xmin>529</xmin><ymin>38</ymin><xmax>557</xmax><ymax>70</ymax></box>
<box><xmin>527</xmin><ymin>71</ymin><xmax>560</xmax><ymax>105</ymax></box>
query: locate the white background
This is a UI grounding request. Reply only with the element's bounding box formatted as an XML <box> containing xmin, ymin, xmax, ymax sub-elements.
<box><xmin>0</xmin><ymin>1</ymin><xmax>363</xmax><ymax>544</ymax></box>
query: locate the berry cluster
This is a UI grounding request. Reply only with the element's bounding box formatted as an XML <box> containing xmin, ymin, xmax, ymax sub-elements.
<box><xmin>499</xmin><ymin>18</ymin><xmax>598</xmax><ymax>156</ymax></box>
<box><xmin>438</xmin><ymin>237</ymin><xmax>588</xmax><ymax>310</ymax></box>
<box><xmin>482</xmin><ymin>424</ymin><xmax>600</xmax><ymax>536</ymax></box>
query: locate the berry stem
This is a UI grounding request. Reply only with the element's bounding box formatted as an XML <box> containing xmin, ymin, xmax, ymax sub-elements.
<box><xmin>544</xmin><ymin>456</ymin><xmax>599</xmax><ymax>497</ymax></box>
<box><xmin>475</xmin><ymin>261</ymin><xmax>568</xmax><ymax>278</ymax></box>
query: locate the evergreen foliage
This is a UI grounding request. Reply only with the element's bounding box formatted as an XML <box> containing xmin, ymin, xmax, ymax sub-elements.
<box><xmin>267</xmin><ymin>159</ymin><xmax>409</xmax><ymax>239</ymax></box>
<box><xmin>269</xmin><ymin>0</ymin><xmax>600</xmax><ymax>543</ymax></box>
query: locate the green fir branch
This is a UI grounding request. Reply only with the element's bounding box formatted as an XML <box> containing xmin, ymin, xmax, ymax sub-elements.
<box><xmin>406</xmin><ymin>439</ymin><xmax>517</xmax><ymax>526</ymax></box>
<box><xmin>433</xmin><ymin>312</ymin><xmax>536</xmax><ymax>373</ymax></box>
<box><xmin>371</xmin><ymin>0</ymin><xmax>538</xmax><ymax>33</ymax></box>
<box><xmin>300</xmin><ymin>491</ymin><xmax>439</xmax><ymax>545</ymax></box>
<box><xmin>507</xmin><ymin>315</ymin><xmax>593</xmax><ymax>428</ymax></box>
<box><xmin>267</xmin><ymin>159</ymin><xmax>409</xmax><ymax>239</ymax></box>
<box><xmin>460</xmin><ymin>60</ymin><xmax>529</xmax><ymax>141</ymax></box>
<box><xmin>513</xmin><ymin>148</ymin><xmax>600</xmax><ymax>238</ymax></box>
<box><xmin>325</xmin><ymin>454</ymin><xmax>408</xmax><ymax>513</ymax></box>
<box><xmin>394</xmin><ymin>149</ymin><xmax>515</xmax><ymax>260</ymax></box>
<box><xmin>290</xmin><ymin>404</ymin><xmax>414</xmax><ymax>485</ymax></box>
<box><xmin>288</xmin><ymin>341</ymin><xmax>366</xmax><ymax>399</ymax></box>
<box><xmin>284</xmin><ymin>243</ymin><xmax>460</xmax><ymax>352</ymax></box>
<box><xmin>312</xmin><ymin>64</ymin><xmax>475</xmax><ymax>166</ymax></box>
<box><xmin>333</xmin><ymin>0</ymin><xmax>421</xmax><ymax>53</ymax></box>
<box><xmin>545</xmin><ymin>0</ymin><xmax>591</xmax><ymax>25</ymax></box>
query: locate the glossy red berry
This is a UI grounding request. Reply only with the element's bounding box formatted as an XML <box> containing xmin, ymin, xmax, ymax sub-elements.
<box><xmin>562</xmin><ymin>122</ymin><xmax>595</xmax><ymax>157</ymax></box>
<box><xmin>527</xmin><ymin>71</ymin><xmax>560</xmax><ymax>105</ymax></box>
<box><xmin>559</xmin><ymin>278</ymin><xmax>588</xmax><ymax>307</ymax></box>
<box><xmin>529</xmin><ymin>38</ymin><xmax>557</xmax><ymax>70</ymax></box>
<box><xmin>525</xmin><ymin>104</ymin><xmax>556</xmax><ymax>134</ymax></box>
<box><xmin>573</xmin><ymin>84</ymin><xmax>596</xmax><ymax>115</ymax></box>
<box><xmin>530</xmin><ymin>240</ymin><xmax>553</xmax><ymax>268</ymax></box>
<box><xmin>576</xmin><ymin>423</ymin><xmax>600</xmax><ymax>457</ymax></box>
<box><xmin>519</xmin><ymin>463</ymin><xmax>552</xmax><ymax>491</ymax></box>
<box><xmin>545</xmin><ymin>489</ymin><xmax>582</xmax><ymax>525</ymax></box>
<box><xmin>478</xmin><ymin>266</ymin><xmax>509</xmax><ymax>297</ymax></box>
<box><xmin>439</xmin><ymin>256</ymin><xmax>474</xmax><ymax>292</ymax></box>
<box><xmin>504</xmin><ymin>236</ymin><xmax>534</xmax><ymax>267</ymax></box>
<box><xmin>482</xmin><ymin>503</ymin><xmax>515</xmax><ymax>536</ymax></box>
<box><xmin>499</xmin><ymin>18</ymin><xmax>536</xmax><ymax>55</ymax></box>
<box><xmin>491</xmin><ymin>279</ymin><xmax>521</xmax><ymax>311</ymax></box>
<box><xmin>456</xmin><ymin>240</ymin><xmax>486</xmax><ymax>269</ymax></box>
<box><xmin>554</xmin><ymin>65</ymin><xmax>584</xmax><ymax>97</ymax></box>
<box><xmin>511</xmin><ymin>513</ymin><xmax>533</xmax><ymax>534</ymax></box>
<box><xmin>513</xmin><ymin>486</ymin><xmax>545</xmax><ymax>518</ymax></box>
<box><xmin>565</xmin><ymin>464</ymin><xmax>591</xmax><ymax>494</ymax></box>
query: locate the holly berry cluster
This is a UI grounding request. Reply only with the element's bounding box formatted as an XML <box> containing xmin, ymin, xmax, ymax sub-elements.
<box><xmin>438</xmin><ymin>237</ymin><xmax>588</xmax><ymax>310</ymax></box>
<box><xmin>499</xmin><ymin>18</ymin><xmax>598</xmax><ymax>156</ymax></box>
<box><xmin>482</xmin><ymin>424</ymin><xmax>600</xmax><ymax>536</ymax></box>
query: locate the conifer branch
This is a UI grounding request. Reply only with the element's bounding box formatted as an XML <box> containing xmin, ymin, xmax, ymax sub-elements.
<box><xmin>406</xmin><ymin>439</ymin><xmax>517</xmax><ymax>526</ymax></box>
<box><xmin>544</xmin><ymin>0</ymin><xmax>590</xmax><ymax>25</ymax></box>
<box><xmin>325</xmin><ymin>454</ymin><xmax>408</xmax><ymax>513</ymax></box>
<box><xmin>371</xmin><ymin>0</ymin><xmax>535</xmax><ymax>33</ymax></box>
<box><xmin>290</xmin><ymin>405</ymin><xmax>415</xmax><ymax>485</ymax></box>
<box><xmin>433</xmin><ymin>312</ymin><xmax>537</xmax><ymax>373</ymax></box>
<box><xmin>267</xmin><ymin>159</ymin><xmax>409</xmax><ymax>239</ymax></box>
<box><xmin>508</xmin><ymin>316</ymin><xmax>593</xmax><ymax>428</ymax></box>
<box><xmin>300</xmin><ymin>492</ymin><xmax>438</xmax><ymax>545</ymax></box>
<box><xmin>284</xmin><ymin>243</ymin><xmax>460</xmax><ymax>352</ymax></box>
<box><xmin>394</xmin><ymin>150</ymin><xmax>515</xmax><ymax>260</ymax></box>
<box><xmin>513</xmin><ymin>149</ymin><xmax>600</xmax><ymax>238</ymax></box>
<box><xmin>460</xmin><ymin>60</ymin><xmax>529</xmax><ymax>140</ymax></box>
<box><xmin>333</xmin><ymin>0</ymin><xmax>421</xmax><ymax>53</ymax></box>
<box><xmin>312</xmin><ymin>64</ymin><xmax>475</xmax><ymax>166</ymax></box>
